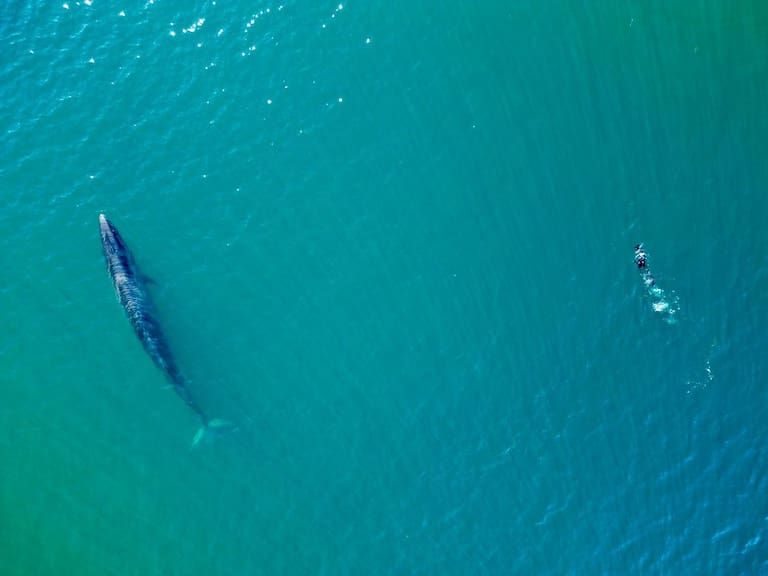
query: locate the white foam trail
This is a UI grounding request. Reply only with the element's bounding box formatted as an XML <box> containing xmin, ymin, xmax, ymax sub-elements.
<box><xmin>635</xmin><ymin>244</ymin><xmax>679</xmax><ymax>323</ymax></box>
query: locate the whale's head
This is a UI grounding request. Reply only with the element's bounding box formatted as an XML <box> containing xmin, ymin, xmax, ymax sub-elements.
<box><xmin>99</xmin><ymin>213</ymin><xmax>125</xmax><ymax>259</ymax></box>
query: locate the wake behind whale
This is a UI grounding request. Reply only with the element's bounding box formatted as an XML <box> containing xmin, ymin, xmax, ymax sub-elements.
<box><xmin>99</xmin><ymin>213</ymin><xmax>233</xmax><ymax>445</ymax></box>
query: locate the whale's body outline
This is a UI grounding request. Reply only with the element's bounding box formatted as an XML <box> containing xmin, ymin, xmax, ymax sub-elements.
<box><xmin>99</xmin><ymin>213</ymin><xmax>231</xmax><ymax>444</ymax></box>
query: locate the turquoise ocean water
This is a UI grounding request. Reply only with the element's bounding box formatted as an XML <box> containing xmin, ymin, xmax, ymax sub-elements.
<box><xmin>2</xmin><ymin>1</ymin><xmax>767</xmax><ymax>573</ymax></box>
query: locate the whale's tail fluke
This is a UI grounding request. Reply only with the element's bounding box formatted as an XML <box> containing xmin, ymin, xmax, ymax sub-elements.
<box><xmin>192</xmin><ymin>419</ymin><xmax>238</xmax><ymax>447</ymax></box>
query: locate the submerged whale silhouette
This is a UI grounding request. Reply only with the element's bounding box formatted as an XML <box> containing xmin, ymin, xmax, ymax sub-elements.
<box><xmin>99</xmin><ymin>213</ymin><xmax>233</xmax><ymax>445</ymax></box>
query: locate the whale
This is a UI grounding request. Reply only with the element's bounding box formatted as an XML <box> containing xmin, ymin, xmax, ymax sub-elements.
<box><xmin>99</xmin><ymin>213</ymin><xmax>232</xmax><ymax>445</ymax></box>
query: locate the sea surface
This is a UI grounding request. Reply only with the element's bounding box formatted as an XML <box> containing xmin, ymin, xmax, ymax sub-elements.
<box><xmin>2</xmin><ymin>1</ymin><xmax>767</xmax><ymax>574</ymax></box>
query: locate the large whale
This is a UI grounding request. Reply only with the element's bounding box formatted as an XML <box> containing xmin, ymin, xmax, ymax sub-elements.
<box><xmin>99</xmin><ymin>213</ymin><xmax>231</xmax><ymax>445</ymax></box>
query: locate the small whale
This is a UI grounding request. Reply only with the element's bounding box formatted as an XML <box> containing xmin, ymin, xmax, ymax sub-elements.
<box><xmin>99</xmin><ymin>214</ymin><xmax>234</xmax><ymax>445</ymax></box>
